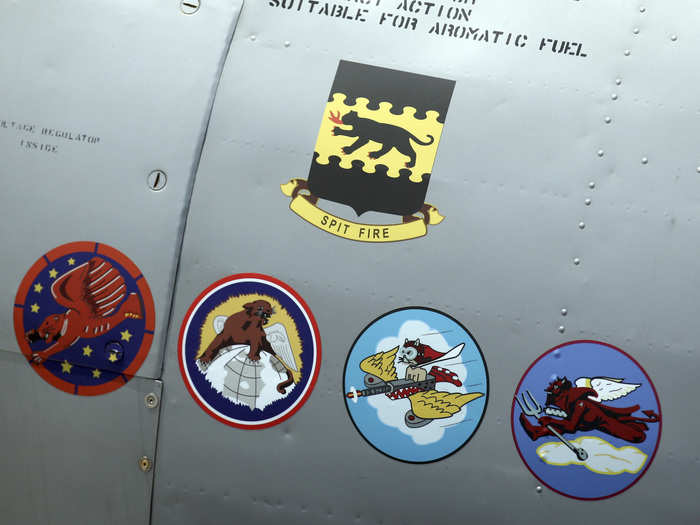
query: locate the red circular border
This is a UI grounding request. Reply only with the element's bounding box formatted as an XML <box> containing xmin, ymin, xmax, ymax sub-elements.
<box><xmin>510</xmin><ymin>339</ymin><xmax>663</xmax><ymax>500</ymax></box>
<box><xmin>178</xmin><ymin>273</ymin><xmax>322</xmax><ymax>430</ymax></box>
<box><xmin>13</xmin><ymin>241</ymin><xmax>155</xmax><ymax>396</ymax></box>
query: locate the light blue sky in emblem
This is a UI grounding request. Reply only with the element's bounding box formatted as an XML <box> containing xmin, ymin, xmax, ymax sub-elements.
<box><xmin>344</xmin><ymin>308</ymin><xmax>488</xmax><ymax>463</ymax></box>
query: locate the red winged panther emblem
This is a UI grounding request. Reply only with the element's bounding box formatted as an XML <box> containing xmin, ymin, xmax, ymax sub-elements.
<box><xmin>24</xmin><ymin>257</ymin><xmax>142</xmax><ymax>364</ymax></box>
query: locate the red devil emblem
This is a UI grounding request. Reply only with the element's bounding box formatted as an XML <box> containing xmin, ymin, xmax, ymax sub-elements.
<box><xmin>25</xmin><ymin>257</ymin><xmax>142</xmax><ymax>364</ymax></box>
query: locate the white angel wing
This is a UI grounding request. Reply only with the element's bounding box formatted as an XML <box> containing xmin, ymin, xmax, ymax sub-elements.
<box><xmin>263</xmin><ymin>322</ymin><xmax>299</xmax><ymax>372</ymax></box>
<box><xmin>575</xmin><ymin>377</ymin><xmax>641</xmax><ymax>402</ymax></box>
<box><xmin>213</xmin><ymin>315</ymin><xmax>227</xmax><ymax>334</ymax></box>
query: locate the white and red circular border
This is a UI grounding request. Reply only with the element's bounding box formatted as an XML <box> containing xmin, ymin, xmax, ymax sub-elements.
<box><xmin>178</xmin><ymin>273</ymin><xmax>321</xmax><ymax>429</ymax></box>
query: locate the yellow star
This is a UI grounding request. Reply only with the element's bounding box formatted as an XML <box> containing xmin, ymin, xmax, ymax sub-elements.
<box><xmin>108</xmin><ymin>353</ymin><xmax>118</xmax><ymax>363</ymax></box>
<box><xmin>61</xmin><ymin>360</ymin><xmax>72</xmax><ymax>373</ymax></box>
<box><xmin>33</xmin><ymin>283</ymin><xmax>43</xmax><ymax>293</ymax></box>
<box><xmin>82</xmin><ymin>345</ymin><xmax>93</xmax><ymax>357</ymax></box>
<box><xmin>30</xmin><ymin>303</ymin><xmax>39</xmax><ymax>313</ymax></box>
<box><xmin>67</xmin><ymin>258</ymin><xmax>75</xmax><ymax>266</ymax></box>
<box><xmin>120</xmin><ymin>329</ymin><xmax>132</xmax><ymax>342</ymax></box>
<box><xmin>48</xmin><ymin>269</ymin><xmax>58</xmax><ymax>278</ymax></box>
<box><xmin>92</xmin><ymin>369</ymin><xmax>101</xmax><ymax>378</ymax></box>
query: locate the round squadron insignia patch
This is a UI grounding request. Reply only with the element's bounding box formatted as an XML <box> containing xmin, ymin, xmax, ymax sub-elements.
<box><xmin>178</xmin><ymin>274</ymin><xmax>321</xmax><ymax>429</ymax></box>
<box><xmin>512</xmin><ymin>340</ymin><xmax>662</xmax><ymax>500</ymax></box>
<box><xmin>14</xmin><ymin>241</ymin><xmax>155</xmax><ymax>395</ymax></box>
<box><xmin>343</xmin><ymin>307</ymin><xmax>488</xmax><ymax>463</ymax></box>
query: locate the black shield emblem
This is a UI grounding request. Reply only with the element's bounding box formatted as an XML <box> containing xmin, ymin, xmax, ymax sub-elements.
<box><xmin>307</xmin><ymin>61</ymin><xmax>455</xmax><ymax>217</ymax></box>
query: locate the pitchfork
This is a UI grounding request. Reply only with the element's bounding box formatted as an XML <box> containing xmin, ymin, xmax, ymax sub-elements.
<box><xmin>515</xmin><ymin>390</ymin><xmax>588</xmax><ymax>461</ymax></box>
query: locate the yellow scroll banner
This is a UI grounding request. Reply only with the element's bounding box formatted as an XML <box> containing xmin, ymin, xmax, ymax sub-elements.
<box><xmin>281</xmin><ymin>179</ymin><xmax>443</xmax><ymax>243</ymax></box>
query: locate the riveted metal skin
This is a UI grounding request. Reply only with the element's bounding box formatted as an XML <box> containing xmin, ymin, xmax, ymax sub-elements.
<box><xmin>1</xmin><ymin>0</ymin><xmax>700</xmax><ymax>523</ymax></box>
<box><xmin>0</xmin><ymin>0</ymin><xmax>241</xmax><ymax>380</ymax></box>
<box><xmin>0</xmin><ymin>351</ymin><xmax>162</xmax><ymax>524</ymax></box>
<box><xmin>151</xmin><ymin>1</ymin><xmax>699</xmax><ymax>524</ymax></box>
<box><xmin>0</xmin><ymin>1</ymin><xmax>242</xmax><ymax>523</ymax></box>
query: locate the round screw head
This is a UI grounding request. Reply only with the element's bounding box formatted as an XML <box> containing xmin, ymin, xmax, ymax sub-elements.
<box><xmin>615</xmin><ymin>78</ymin><xmax>622</xmax><ymax>85</ymax></box>
<box><xmin>588</xmin><ymin>181</ymin><xmax>596</xmax><ymax>189</ymax></box>
<box><xmin>578</xmin><ymin>222</ymin><xmax>586</xmax><ymax>230</ymax></box>
<box><xmin>144</xmin><ymin>392</ymin><xmax>159</xmax><ymax>409</ymax></box>
<box><xmin>536</xmin><ymin>485</ymin><xmax>543</xmax><ymax>493</ymax></box>
<box><xmin>180</xmin><ymin>0</ymin><xmax>200</xmax><ymax>15</ymax></box>
<box><xmin>611</xmin><ymin>93</ymin><xmax>618</xmax><ymax>100</ymax></box>
<box><xmin>671</xmin><ymin>35</ymin><xmax>678</xmax><ymax>42</ymax></box>
<box><xmin>573</xmin><ymin>257</ymin><xmax>581</xmax><ymax>265</ymax></box>
<box><xmin>561</xmin><ymin>308</ymin><xmax>568</xmax><ymax>316</ymax></box>
<box><xmin>585</xmin><ymin>198</ymin><xmax>592</xmax><ymax>206</ymax></box>
<box><xmin>558</xmin><ymin>326</ymin><xmax>565</xmax><ymax>333</ymax></box>
<box><xmin>147</xmin><ymin>170</ymin><xmax>167</xmax><ymax>191</ymax></box>
<box><xmin>138</xmin><ymin>456</ymin><xmax>153</xmax><ymax>473</ymax></box>
<box><xmin>604</xmin><ymin>116</ymin><xmax>612</xmax><ymax>124</ymax></box>
<box><xmin>633</xmin><ymin>28</ymin><xmax>640</xmax><ymax>35</ymax></box>
<box><xmin>597</xmin><ymin>149</ymin><xmax>604</xmax><ymax>157</ymax></box>
<box><xmin>624</xmin><ymin>50</ymin><xmax>631</xmax><ymax>56</ymax></box>
<box><xmin>641</xmin><ymin>157</ymin><xmax>649</xmax><ymax>164</ymax></box>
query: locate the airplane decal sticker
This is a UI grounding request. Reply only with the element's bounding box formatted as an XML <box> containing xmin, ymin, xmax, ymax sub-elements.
<box><xmin>511</xmin><ymin>340</ymin><xmax>662</xmax><ymax>499</ymax></box>
<box><xmin>343</xmin><ymin>307</ymin><xmax>488</xmax><ymax>463</ymax></box>
<box><xmin>281</xmin><ymin>60</ymin><xmax>455</xmax><ymax>242</ymax></box>
<box><xmin>14</xmin><ymin>241</ymin><xmax>155</xmax><ymax>395</ymax></box>
<box><xmin>179</xmin><ymin>274</ymin><xmax>321</xmax><ymax>429</ymax></box>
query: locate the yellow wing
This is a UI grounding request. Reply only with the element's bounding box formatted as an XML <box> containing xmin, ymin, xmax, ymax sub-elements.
<box><xmin>409</xmin><ymin>390</ymin><xmax>483</xmax><ymax>420</ymax></box>
<box><xmin>359</xmin><ymin>346</ymin><xmax>398</xmax><ymax>382</ymax></box>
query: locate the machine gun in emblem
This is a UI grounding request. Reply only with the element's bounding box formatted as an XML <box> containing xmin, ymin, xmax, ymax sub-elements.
<box><xmin>346</xmin><ymin>343</ymin><xmax>483</xmax><ymax>428</ymax></box>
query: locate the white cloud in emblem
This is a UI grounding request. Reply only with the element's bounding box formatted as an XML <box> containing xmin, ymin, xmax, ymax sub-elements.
<box><xmin>366</xmin><ymin>320</ymin><xmax>470</xmax><ymax>446</ymax></box>
<box><xmin>536</xmin><ymin>436</ymin><xmax>647</xmax><ymax>475</ymax></box>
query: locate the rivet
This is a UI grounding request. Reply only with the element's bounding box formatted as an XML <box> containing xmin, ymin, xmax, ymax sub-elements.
<box><xmin>180</xmin><ymin>0</ymin><xmax>200</xmax><ymax>15</ymax></box>
<box><xmin>604</xmin><ymin>116</ymin><xmax>612</xmax><ymax>124</ymax></box>
<box><xmin>147</xmin><ymin>170</ymin><xmax>167</xmax><ymax>191</ymax></box>
<box><xmin>561</xmin><ymin>308</ymin><xmax>568</xmax><ymax>316</ymax></box>
<box><xmin>597</xmin><ymin>149</ymin><xmax>604</xmax><ymax>157</ymax></box>
<box><xmin>633</xmin><ymin>28</ymin><xmax>640</xmax><ymax>35</ymax></box>
<box><xmin>624</xmin><ymin>50</ymin><xmax>631</xmax><ymax>56</ymax></box>
<box><xmin>585</xmin><ymin>198</ymin><xmax>592</xmax><ymax>206</ymax></box>
<box><xmin>144</xmin><ymin>392</ymin><xmax>159</xmax><ymax>409</ymax></box>
<box><xmin>138</xmin><ymin>456</ymin><xmax>153</xmax><ymax>473</ymax></box>
<box><xmin>250</xmin><ymin>35</ymin><xmax>257</xmax><ymax>41</ymax></box>
<box><xmin>588</xmin><ymin>181</ymin><xmax>596</xmax><ymax>189</ymax></box>
<box><xmin>696</xmin><ymin>166</ymin><xmax>700</xmax><ymax>173</ymax></box>
<box><xmin>611</xmin><ymin>93</ymin><xmax>618</xmax><ymax>100</ymax></box>
<box><xmin>641</xmin><ymin>157</ymin><xmax>649</xmax><ymax>164</ymax></box>
<box><xmin>615</xmin><ymin>78</ymin><xmax>622</xmax><ymax>86</ymax></box>
<box><xmin>284</xmin><ymin>41</ymin><xmax>291</xmax><ymax>47</ymax></box>
<box><xmin>536</xmin><ymin>485</ymin><xmax>543</xmax><ymax>493</ymax></box>
<box><xmin>558</xmin><ymin>325</ymin><xmax>565</xmax><ymax>333</ymax></box>
<box><xmin>639</xmin><ymin>6</ymin><xmax>646</xmax><ymax>13</ymax></box>
<box><xmin>671</xmin><ymin>35</ymin><xmax>678</xmax><ymax>42</ymax></box>
<box><xmin>578</xmin><ymin>222</ymin><xmax>586</xmax><ymax>230</ymax></box>
<box><xmin>573</xmin><ymin>257</ymin><xmax>581</xmax><ymax>265</ymax></box>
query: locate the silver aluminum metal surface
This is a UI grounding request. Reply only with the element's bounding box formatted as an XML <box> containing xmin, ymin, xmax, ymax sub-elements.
<box><xmin>0</xmin><ymin>0</ymin><xmax>243</xmax><ymax>379</ymax></box>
